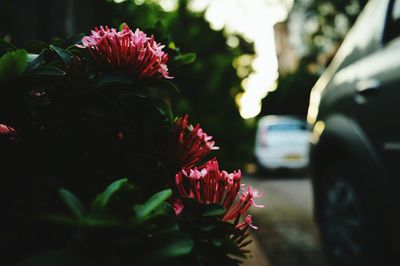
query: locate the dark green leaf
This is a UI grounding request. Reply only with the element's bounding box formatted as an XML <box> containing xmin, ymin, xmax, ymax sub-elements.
<box><xmin>174</xmin><ymin>53</ymin><xmax>196</xmax><ymax>65</ymax></box>
<box><xmin>194</xmin><ymin>221</ymin><xmax>216</xmax><ymax>232</ymax></box>
<box><xmin>181</xmin><ymin>198</ymin><xmax>226</xmax><ymax>218</ymax></box>
<box><xmin>0</xmin><ymin>49</ymin><xmax>28</xmax><ymax>81</ymax></box>
<box><xmin>150</xmin><ymin>201</ymin><xmax>176</xmax><ymax>217</ymax></box>
<box><xmin>31</xmin><ymin>66</ymin><xmax>66</xmax><ymax>76</ymax></box>
<box><xmin>46</xmin><ymin>59</ymin><xmax>64</xmax><ymax>69</ymax></box>
<box><xmin>65</xmin><ymin>35</ymin><xmax>84</xmax><ymax>47</ymax></box>
<box><xmin>83</xmin><ymin>217</ymin><xmax>121</xmax><ymax>227</ymax></box>
<box><xmin>210</xmin><ymin>236</ymin><xmax>223</xmax><ymax>246</ymax></box>
<box><xmin>96</xmin><ymin>73</ymin><xmax>135</xmax><ymax>87</ymax></box>
<box><xmin>59</xmin><ymin>188</ymin><xmax>86</xmax><ymax>219</ymax></box>
<box><xmin>45</xmin><ymin>214</ymin><xmax>121</xmax><ymax>228</ymax></box>
<box><xmin>147</xmin><ymin>234</ymin><xmax>194</xmax><ymax>264</ymax></box>
<box><xmin>0</xmin><ymin>39</ymin><xmax>16</xmax><ymax>55</ymax></box>
<box><xmin>128</xmin><ymin>87</ymin><xmax>151</xmax><ymax>98</ymax></box>
<box><xmin>153</xmin><ymin>100</ymin><xmax>173</xmax><ymax>121</ymax></box>
<box><xmin>149</xmin><ymin>220</ymin><xmax>180</xmax><ymax>235</ymax></box>
<box><xmin>147</xmin><ymin>80</ymin><xmax>179</xmax><ymax>102</ymax></box>
<box><xmin>51</xmin><ymin>45</ymin><xmax>73</xmax><ymax>64</ymax></box>
<box><xmin>134</xmin><ymin>189</ymin><xmax>172</xmax><ymax>220</ymax></box>
<box><xmin>202</xmin><ymin>204</ymin><xmax>226</xmax><ymax>217</ymax></box>
<box><xmin>93</xmin><ymin>178</ymin><xmax>128</xmax><ymax>209</ymax></box>
<box><xmin>150</xmin><ymin>79</ymin><xmax>180</xmax><ymax>94</ymax></box>
<box><xmin>51</xmin><ymin>37</ymin><xmax>65</xmax><ymax>47</ymax></box>
<box><xmin>24</xmin><ymin>40</ymin><xmax>49</xmax><ymax>53</ymax></box>
<box><xmin>27</xmin><ymin>51</ymin><xmax>45</xmax><ymax>72</ymax></box>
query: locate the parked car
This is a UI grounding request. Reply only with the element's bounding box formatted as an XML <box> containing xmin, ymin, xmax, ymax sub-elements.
<box><xmin>307</xmin><ymin>0</ymin><xmax>400</xmax><ymax>265</ymax></box>
<box><xmin>254</xmin><ymin>115</ymin><xmax>310</xmax><ymax>171</ymax></box>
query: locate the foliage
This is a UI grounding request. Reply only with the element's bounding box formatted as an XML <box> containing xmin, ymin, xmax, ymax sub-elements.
<box><xmin>0</xmin><ymin>24</ymin><xmax>257</xmax><ymax>265</ymax></box>
<box><xmin>94</xmin><ymin>0</ymin><xmax>256</xmax><ymax>170</ymax></box>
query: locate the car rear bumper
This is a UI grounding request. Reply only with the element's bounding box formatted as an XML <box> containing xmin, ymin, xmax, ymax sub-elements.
<box><xmin>256</xmin><ymin>156</ymin><xmax>309</xmax><ymax>170</ymax></box>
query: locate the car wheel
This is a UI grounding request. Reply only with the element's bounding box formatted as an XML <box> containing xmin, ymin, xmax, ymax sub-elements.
<box><xmin>314</xmin><ymin>161</ymin><xmax>384</xmax><ymax>266</ymax></box>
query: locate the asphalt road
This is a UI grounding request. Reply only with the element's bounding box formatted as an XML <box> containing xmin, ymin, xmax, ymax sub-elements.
<box><xmin>243</xmin><ymin>174</ymin><xmax>329</xmax><ymax>266</ymax></box>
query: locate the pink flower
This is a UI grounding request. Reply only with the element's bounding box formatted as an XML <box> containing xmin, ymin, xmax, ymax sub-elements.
<box><xmin>175</xmin><ymin>159</ymin><xmax>262</xmax><ymax>228</ymax></box>
<box><xmin>236</xmin><ymin>214</ymin><xmax>258</xmax><ymax>230</ymax></box>
<box><xmin>173</xmin><ymin>115</ymin><xmax>219</xmax><ymax>169</ymax></box>
<box><xmin>171</xmin><ymin>198</ymin><xmax>184</xmax><ymax>215</ymax></box>
<box><xmin>0</xmin><ymin>124</ymin><xmax>16</xmax><ymax>135</ymax></box>
<box><xmin>78</xmin><ymin>24</ymin><xmax>172</xmax><ymax>79</ymax></box>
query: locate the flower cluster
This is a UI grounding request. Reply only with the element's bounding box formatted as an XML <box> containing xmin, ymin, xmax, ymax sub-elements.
<box><xmin>173</xmin><ymin>115</ymin><xmax>219</xmax><ymax>169</ymax></box>
<box><xmin>0</xmin><ymin>22</ymin><xmax>263</xmax><ymax>265</ymax></box>
<box><xmin>78</xmin><ymin>24</ymin><xmax>172</xmax><ymax>79</ymax></box>
<box><xmin>175</xmin><ymin>159</ymin><xmax>263</xmax><ymax>229</ymax></box>
<box><xmin>0</xmin><ymin>124</ymin><xmax>16</xmax><ymax>135</ymax></box>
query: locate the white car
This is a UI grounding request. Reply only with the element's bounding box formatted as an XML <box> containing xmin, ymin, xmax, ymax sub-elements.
<box><xmin>254</xmin><ymin>115</ymin><xmax>310</xmax><ymax>170</ymax></box>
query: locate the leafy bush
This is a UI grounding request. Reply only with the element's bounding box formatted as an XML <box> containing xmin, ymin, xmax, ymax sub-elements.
<box><xmin>0</xmin><ymin>24</ymin><xmax>261</xmax><ymax>266</ymax></box>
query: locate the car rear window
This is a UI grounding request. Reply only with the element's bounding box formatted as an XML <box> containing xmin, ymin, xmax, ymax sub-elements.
<box><xmin>267</xmin><ymin>124</ymin><xmax>307</xmax><ymax>131</ymax></box>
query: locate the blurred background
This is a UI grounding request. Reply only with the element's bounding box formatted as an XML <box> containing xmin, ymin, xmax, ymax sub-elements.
<box><xmin>0</xmin><ymin>0</ymin><xmax>372</xmax><ymax>265</ymax></box>
<box><xmin>0</xmin><ymin>0</ymin><xmax>367</xmax><ymax>171</ymax></box>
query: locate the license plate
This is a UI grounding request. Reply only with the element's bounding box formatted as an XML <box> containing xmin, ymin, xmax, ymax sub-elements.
<box><xmin>285</xmin><ymin>154</ymin><xmax>301</xmax><ymax>160</ymax></box>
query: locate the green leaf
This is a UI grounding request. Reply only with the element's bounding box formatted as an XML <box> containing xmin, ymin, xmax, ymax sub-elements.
<box><xmin>50</xmin><ymin>45</ymin><xmax>73</xmax><ymax>64</ymax></box>
<box><xmin>46</xmin><ymin>59</ymin><xmax>64</xmax><ymax>69</ymax></box>
<box><xmin>193</xmin><ymin>221</ymin><xmax>216</xmax><ymax>232</ymax></box>
<box><xmin>27</xmin><ymin>51</ymin><xmax>45</xmax><ymax>71</ymax></box>
<box><xmin>0</xmin><ymin>49</ymin><xmax>28</xmax><ymax>81</ymax></box>
<box><xmin>150</xmin><ymin>79</ymin><xmax>179</xmax><ymax>94</ymax></box>
<box><xmin>168</xmin><ymin>41</ymin><xmax>177</xmax><ymax>50</ymax></box>
<box><xmin>45</xmin><ymin>214</ymin><xmax>121</xmax><ymax>228</ymax></box>
<box><xmin>93</xmin><ymin>178</ymin><xmax>128</xmax><ymax>209</ymax></box>
<box><xmin>83</xmin><ymin>217</ymin><xmax>121</xmax><ymax>227</ymax></box>
<box><xmin>202</xmin><ymin>204</ymin><xmax>226</xmax><ymax>217</ymax></box>
<box><xmin>31</xmin><ymin>66</ymin><xmax>66</xmax><ymax>76</ymax></box>
<box><xmin>65</xmin><ymin>34</ymin><xmax>84</xmax><ymax>47</ymax></box>
<box><xmin>0</xmin><ymin>39</ymin><xmax>16</xmax><ymax>55</ymax></box>
<box><xmin>147</xmin><ymin>234</ymin><xmax>194</xmax><ymax>264</ymax></box>
<box><xmin>174</xmin><ymin>53</ymin><xmax>196</xmax><ymax>65</ymax></box>
<box><xmin>153</xmin><ymin>100</ymin><xmax>173</xmax><ymax>122</ymax></box>
<box><xmin>51</xmin><ymin>37</ymin><xmax>65</xmax><ymax>48</ymax></box>
<box><xmin>96</xmin><ymin>73</ymin><xmax>135</xmax><ymax>87</ymax></box>
<box><xmin>210</xmin><ymin>236</ymin><xmax>223</xmax><ymax>246</ymax></box>
<box><xmin>150</xmin><ymin>220</ymin><xmax>180</xmax><ymax>235</ymax></box>
<box><xmin>134</xmin><ymin>189</ymin><xmax>172</xmax><ymax>220</ymax></box>
<box><xmin>59</xmin><ymin>188</ymin><xmax>86</xmax><ymax>219</ymax></box>
<box><xmin>24</xmin><ymin>40</ymin><xmax>49</xmax><ymax>53</ymax></box>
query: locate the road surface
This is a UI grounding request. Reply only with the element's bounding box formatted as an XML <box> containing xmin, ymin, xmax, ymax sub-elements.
<box><xmin>243</xmin><ymin>174</ymin><xmax>329</xmax><ymax>266</ymax></box>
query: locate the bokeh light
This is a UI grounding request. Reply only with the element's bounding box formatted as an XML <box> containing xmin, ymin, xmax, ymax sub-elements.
<box><xmin>188</xmin><ymin>0</ymin><xmax>293</xmax><ymax>119</ymax></box>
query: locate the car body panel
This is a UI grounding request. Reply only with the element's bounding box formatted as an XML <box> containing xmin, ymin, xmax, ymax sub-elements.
<box><xmin>307</xmin><ymin>0</ymin><xmax>400</xmax><ymax>260</ymax></box>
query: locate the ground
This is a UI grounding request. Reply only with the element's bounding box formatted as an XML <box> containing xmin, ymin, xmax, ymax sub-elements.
<box><xmin>243</xmin><ymin>174</ymin><xmax>329</xmax><ymax>266</ymax></box>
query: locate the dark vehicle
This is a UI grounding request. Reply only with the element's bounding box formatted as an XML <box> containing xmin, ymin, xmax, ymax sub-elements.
<box><xmin>307</xmin><ymin>0</ymin><xmax>400</xmax><ymax>265</ymax></box>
